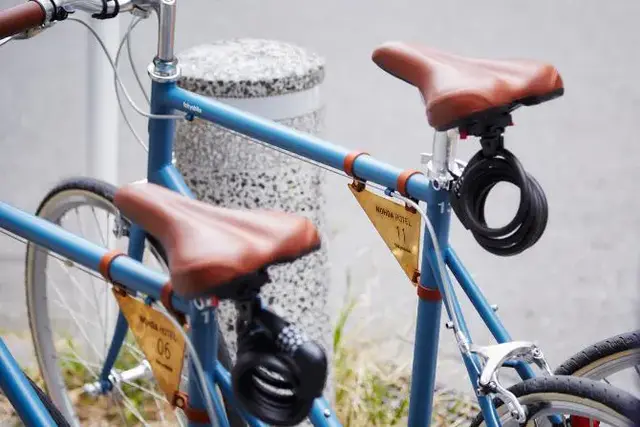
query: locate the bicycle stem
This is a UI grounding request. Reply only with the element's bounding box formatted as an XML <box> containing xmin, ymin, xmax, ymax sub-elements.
<box><xmin>156</xmin><ymin>0</ymin><xmax>175</xmax><ymax>61</ymax></box>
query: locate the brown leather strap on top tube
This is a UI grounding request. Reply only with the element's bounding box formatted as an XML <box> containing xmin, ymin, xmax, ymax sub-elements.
<box><xmin>397</xmin><ymin>169</ymin><xmax>423</xmax><ymax>197</ymax></box>
<box><xmin>417</xmin><ymin>285</ymin><xmax>442</xmax><ymax>301</ymax></box>
<box><xmin>99</xmin><ymin>250</ymin><xmax>126</xmax><ymax>283</ymax></box>
<box><xmin>161</xmin><ymin>282</ymin><xmax>186</xmax><ymax>325</ymax></box>
<box><xmin>343</xmin><ymin>151</ymin><xmax>369</xmax><ymax>178</ymax></box>
<box><xmin>0</xmin><ymin>2</ymin><xmax>46</xmax><ymax>39</ymax></box>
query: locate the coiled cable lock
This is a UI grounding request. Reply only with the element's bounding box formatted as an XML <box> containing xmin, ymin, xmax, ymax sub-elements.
<box><xmin>232</xmin><ymin>296</ymin><xmax>328</xmax><ymax>426</ymax></box>
<box><xmin>450</xmin><ymin>132</ymin><xmax>548</xmax><ymax>256</ymax></box>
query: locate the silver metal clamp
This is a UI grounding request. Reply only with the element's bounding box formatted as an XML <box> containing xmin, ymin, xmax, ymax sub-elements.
<box><xmin>421</xmin><ymin>129</ymin><xmax>466</xmax><ymax>191</ymax></box>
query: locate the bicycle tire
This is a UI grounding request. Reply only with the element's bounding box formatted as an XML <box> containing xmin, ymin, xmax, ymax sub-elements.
<box><xmin>25</xmin><ymin>177</ymin><xmax>243</xmax><ymax>426</ymax></box>
<box><xmin>24</xmin><ymin>374</ymin><xmax>71</xmax><ymax>426</ymax></box>
<box><xmin>554</xmin><ymin>330</ymin><xmax>640</xmax><ymax>380</ymax></box>
<box><xmin>469</xmin><ymin>375</ymin><xmax>640</xmax><ymax>426</ymax></box>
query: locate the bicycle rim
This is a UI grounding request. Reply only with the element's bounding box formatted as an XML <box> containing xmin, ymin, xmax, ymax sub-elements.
<box><xmin>575</xmin><ymin>349</ymin><xmax>640</xmax><ymax>383</ymax></box>
<box><xmin>25</xmin><ymin>185</ymin><xmax>186</xmax><ymax>426</ymax></box>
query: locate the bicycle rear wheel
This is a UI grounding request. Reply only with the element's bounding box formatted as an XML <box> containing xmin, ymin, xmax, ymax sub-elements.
<box><xmin>25</xmin><ymin>177</ymin><xmax>239</xmax><ymax>426</ymax></box>
<box><xmin>555</xmin><ymin>330</ymin><xmax>640</xmax><ymax>397</ymax></box>
<box><xmin>469</xmin><ymin>375</ymin><xmax>640</xmax><ymax>426</ymax></box>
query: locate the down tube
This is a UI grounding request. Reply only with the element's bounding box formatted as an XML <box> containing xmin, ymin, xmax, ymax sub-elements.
<box><xmin>0</xmin><ymin>339</ymin><xmax>56</xmax><ymax>426</ymax></box>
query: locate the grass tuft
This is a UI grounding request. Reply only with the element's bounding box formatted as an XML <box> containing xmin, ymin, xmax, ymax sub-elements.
<box><xmin>1</xmin><ymin>287</ymin><xmax>479</xmax><ymax>426</ymax></box>
<box><xmin>331</xmin><ymin>289</ymin><xmax>479</xmax><ymax>426</ymax></box>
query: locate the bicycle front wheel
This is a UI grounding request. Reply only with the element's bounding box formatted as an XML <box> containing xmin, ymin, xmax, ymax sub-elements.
<box><xmin>25</xmin><ymin>177</ymin><xmax>238</xmax><ymax>426</ymax></box>
<box><xmin>469</xmin><ymin>375</ymin><xmax>640</xmax><ymax>426</ymax></box>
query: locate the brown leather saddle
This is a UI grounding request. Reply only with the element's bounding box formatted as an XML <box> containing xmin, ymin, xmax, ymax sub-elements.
<box><xmin>114</xmin><ymin>183</ymin><xmax>321</xmax><ymax>299</ymax></box>
<box><xmin>372</xmin><ymin>42</ymin><xmax>564</xmax><ymax>131</ymax></box>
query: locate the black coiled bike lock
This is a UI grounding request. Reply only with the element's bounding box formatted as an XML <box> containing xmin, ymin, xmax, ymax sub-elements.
<box><xmin>231</xmin><ymin>296</ymin><xmax>328</xmax><ymax>426</ymax></box>
<box><xmin>450</xmin><ymin>115</ymin><xmax>549</xmax><ymax>256</ymax></box>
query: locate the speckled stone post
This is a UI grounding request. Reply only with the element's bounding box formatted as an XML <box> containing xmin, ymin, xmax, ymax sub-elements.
<box><xmin>174</xmin><ymin>39</ymin><xmax>332</xmax><ymax>400</ymax></box>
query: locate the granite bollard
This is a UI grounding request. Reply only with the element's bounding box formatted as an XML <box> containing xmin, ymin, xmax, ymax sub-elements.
<box><xmin>174</xmin><ymin>40</ymin><xmax>332</xmax><ymax>391</ymax></box>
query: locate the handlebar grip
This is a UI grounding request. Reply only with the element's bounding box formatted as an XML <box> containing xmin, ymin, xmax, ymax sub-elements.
<box><xmin>0</xmin><ymin>2</ymin><xmax>46</xmax><ymax>39</ymax></box>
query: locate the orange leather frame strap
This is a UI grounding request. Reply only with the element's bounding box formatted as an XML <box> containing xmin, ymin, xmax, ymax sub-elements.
<box><xmin>417</xmin><ymin>285</ymin><xmax>442</xmax><ymax>301</ymax></box>
<box><xmin>184</xmin><ymin>406</ymin><xmax>210</xmax><ymax>424</ymax></box>
<box><xmin>161</xmin><ymin>282</ymin><xmax>186</xmax><ymax>325</ymax></box>
<box><xmin>172</xmin><ymin>391</ymin><xmax>209</xmax><ymax>423</ymax></box>
<box><xmin>99</xmin><ymin>250</ymin><xmax>126</xmax><ymax>283</ymax></box>
<box><xmin>343</xmin><ymin>151</ymin><xmax>369</xmax><ymax>178</ymax></box>
<box><xmin>397</xmin><ymin>169</ymin><xmax>423</xmax><ymax>197</ymax></box>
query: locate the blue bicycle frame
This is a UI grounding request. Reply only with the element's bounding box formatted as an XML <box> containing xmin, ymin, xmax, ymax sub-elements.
<box><xmin>0</xmin><ymin>73</ymin><xmax>541</xmax><ymax>427</ymax></box>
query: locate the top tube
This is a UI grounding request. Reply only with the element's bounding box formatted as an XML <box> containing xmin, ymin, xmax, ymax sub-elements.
<box><xmin>158</xmin><ymin>83</ymin><xmax>436</xmax><ymax>204</ymax></box>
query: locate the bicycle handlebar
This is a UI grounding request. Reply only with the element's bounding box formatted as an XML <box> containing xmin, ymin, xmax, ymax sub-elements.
<box><xmin>0</xmin><ymin>0</ymin><xmax>145</xmax><ymax>42</ymax></box>
<box><xmin>0</xmin><ymin>2</ymin><xmax>45</xmax><ymax>39</ymax></box>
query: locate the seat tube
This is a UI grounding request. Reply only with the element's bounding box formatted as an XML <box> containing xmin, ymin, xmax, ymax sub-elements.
<box><xmin>187</xmin><ymin>297</ymin><xmax>228</xmax><ymax>427</ymax></box>
<box><xmin>408</xmin><ymin>131</ymin><xmax>455</xmax><ymax>427</ymax></box>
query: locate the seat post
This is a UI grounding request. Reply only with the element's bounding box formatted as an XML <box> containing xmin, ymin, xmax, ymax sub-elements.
<box><xmin>424</xmin><ymin>130</ymin><xmax>460</xmax><ymax>190</ymax></box>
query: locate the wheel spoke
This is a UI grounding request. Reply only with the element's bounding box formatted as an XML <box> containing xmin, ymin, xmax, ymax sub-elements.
<box><xmin>49</xmin><ymin>280</ymin><xmax>103</xmax><ymax>361</ymax></box>
<box><xmin>120</xmin><ymin>379</ymin><xmax>166</xmax><ymax>401</ymax></box>
<box><xmin>50</xmin><ymin>258</ymin><xmax>100</xmax><ymax>313</ymax></box>
<box><xmin>51</xmin><ymin>254</ymin><xmax>113</xmax><ymax>356</ymax></box>
<box><xmin>111</xmin><ymin>384</ymin><xmax>149</xmax><ymax>426</ymax></box>
<box><xmin>57</xmin><ymin>355</ymin><xmax>102</xmax><ymax>371</ymax></box>
<box><xmin>110</xmin><ymin>397</ymin><xmax>130</xmax><ymax>427</ymax></box>
<box><xmin>63</xmin><ymin>345</ymin><xmax>99</xmax><ymax>377</ymax></box>
<box><xmin>89</xmin><ymin>207</ymin><xmax>112</xmax><ymax>355</ymax></box>
<box><xmin>151</xmin><ymin>390</ymin><xmax>170</xmax><ymax>426</ymax></box>
<box><xmin>70</xmin><ymin>343</ymin><xmax>148</xmax><ymax>427</ymax></box>
<box><xmin>88</xmin><ymin>274</ymin><xmax>108</xmax><ymax>355</ymax></box>
<box><xmin>50</xmin><ymin>300</ymin><xmax>101</xmax><ymax>330</ymax></box>
<box><xmin>105</xmin><ymin>212</ymin><xmax>112</xmax><ymax>355</ymax></box>
<box><xmin>67</xmin><ymin>347</ymin><xmax>132</xmax><ymax>427</ymax></box>
<box><xmin>89</xmin><ymin>206</ymin><xmax>108</xmax><ymax>248</ymax></box>
<box><xmin>71</xmin><ymin>208</ymin><xmax>101</xmax><ymax>301</ymax></box>
<box><xmin>124</xmin><ymin>341</ymin><xmax>146</xmax><ymax>360</ymax></box>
